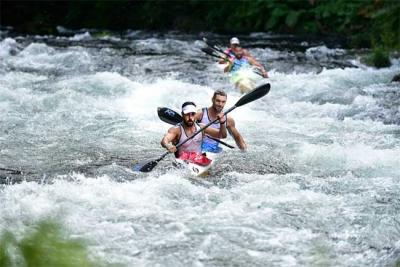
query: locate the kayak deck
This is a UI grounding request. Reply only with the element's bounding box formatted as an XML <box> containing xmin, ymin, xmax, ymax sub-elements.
<box><xmin>174</xmin><ymin>152</ymin><xmax>218</xmax><ymax>177</ymax></box>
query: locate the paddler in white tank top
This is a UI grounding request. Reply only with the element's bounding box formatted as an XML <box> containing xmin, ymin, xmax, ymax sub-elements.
<box><xmin>195</xmin><ymin>89</ymin><xmax>247</xmax><ymax>151</ymax></box>
<box><xmin>161</xmin><ymin>101</ymin><xmax>227</xmax><ymax>165</ymax></box>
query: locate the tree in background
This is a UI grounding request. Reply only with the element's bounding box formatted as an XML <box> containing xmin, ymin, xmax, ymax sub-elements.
<box><xmin>1</xmin><ymin>0</ymin><xmax>399</xmax><ymax>52</ymax></box>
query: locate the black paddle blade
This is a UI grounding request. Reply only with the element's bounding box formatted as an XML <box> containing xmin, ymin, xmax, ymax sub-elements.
<box><xmin>133</xmin><ymin>159</ymin><xmax>158</xmax><ymax>172</ymax></box>
<box><xmin>201</xmin><ymin>46</ymin><xmax>213</xmax><ymax>54</ymax></box>
<box><xmin>133</xmin><ymin>151</ymin><xmax>169</xmax><ymax>173</ymax></box>
<box><xmin>202</xmin><ymin>37</ymin><xmax>224</xmax><ymax>53</ymax></box>
<box><xmin>201</xmin><ymin>47</ymin><xmax>222</xmax><ymax>59</ymax></box>
<box><xmin>203</xmin><ymin>37</ymin><xmax>236</xmax><ymax>58</ymax></box>
<box><xmin>235</xmin><ymin>83</ymin><xmax>271</xmax><ymax>107</ymax></box>
<box><xmin>157</xmin><ymin>107</ymin><xmax>182</xmax><ymax>125</ymax></box>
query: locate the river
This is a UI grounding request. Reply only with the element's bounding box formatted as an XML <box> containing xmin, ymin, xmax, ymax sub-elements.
<box><xmin>1</xmin><ymin>29</ymin><xmax>399</xmax><ymax>266</ymax></box>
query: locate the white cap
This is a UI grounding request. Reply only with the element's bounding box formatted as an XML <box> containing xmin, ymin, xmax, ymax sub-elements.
<box><xmin>182</xmin><ymin>104</ymin><xmax>197</xmax><ymax>114</ymax></box>
<box><xmin>230</xmin><ymin>37</ymin><xmax>240</xmax><ymax>45</ymax></box>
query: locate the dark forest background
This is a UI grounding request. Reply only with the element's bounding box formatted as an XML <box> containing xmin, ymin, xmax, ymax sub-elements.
<box><xmin>1</xmin><ymin>0</ymin><xmax>399</xmax><ymax>51</ymax></box>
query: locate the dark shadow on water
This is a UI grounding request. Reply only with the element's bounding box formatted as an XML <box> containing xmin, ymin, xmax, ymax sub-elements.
<box><xmin>1</xmin><ymin>148</ymin><xmax>292</xmax><ymax>189</ymax></box>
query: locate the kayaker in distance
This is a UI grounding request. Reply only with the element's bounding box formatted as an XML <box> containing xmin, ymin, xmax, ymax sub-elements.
<box><xmin>218</xmin><ymin>37</ymin><xmax>252</xmax><ymax>63</ymax></box>
<box><xmin>161</xmin><ymin>101</ymin><xmax>227</xmax><ymax>165</ymax></box>
<box><xmin>196</xmin><ymin>89</ymin><xmax>247</xmax><ymax>151</ymax></box>
<box><xmin>219</xmin><ymin>37</ymin><xmax>267</xmax><ymax>77</ymax></box>
<box><xmin>224</xmin><ymin>47</ymin><xmax>269</xmax><ymax>78</ymax></box>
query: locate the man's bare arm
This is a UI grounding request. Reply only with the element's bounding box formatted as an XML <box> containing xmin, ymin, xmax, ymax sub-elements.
<box><xmin>227</xmin><ymin>117</ymin><xmax>247</xmax><ymax>150</ymax></box>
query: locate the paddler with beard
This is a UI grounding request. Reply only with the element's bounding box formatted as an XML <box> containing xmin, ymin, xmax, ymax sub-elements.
<box><xmin>196</xmin><ymin>89</ymin><xmax>247</xmax><ymax>152</ymax></box>
<box><xmin>161</xmin><ymin>101</ymin><xmax>227</xmax><ymax>165</ymax></box>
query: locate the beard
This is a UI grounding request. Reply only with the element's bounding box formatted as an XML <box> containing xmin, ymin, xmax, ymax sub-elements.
<box><xmin>213</xmin><ymin>105</ymin><xmax>223</xmax><ymax>113</ymax></box>
<box><xmin>184</xmin><ymin>120</ymin><xmax>194</xmax><ymax>127</ymax></box>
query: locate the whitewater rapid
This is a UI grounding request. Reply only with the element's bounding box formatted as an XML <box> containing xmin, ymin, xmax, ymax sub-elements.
<box><xmin>0</xmin><ymin>31</ymin><xmax>399</xmax><ymax>266</ymax></box>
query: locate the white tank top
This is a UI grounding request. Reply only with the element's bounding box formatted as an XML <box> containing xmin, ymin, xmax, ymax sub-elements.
<box><xmin>176</xmin><ymin>122</ymin><xmax>203</xmax><ymax>157</ymax></box>
<box><xmin>199</xmin><ymin>107</ymin><xmax>226</xmax><ymax>145</ymax></box>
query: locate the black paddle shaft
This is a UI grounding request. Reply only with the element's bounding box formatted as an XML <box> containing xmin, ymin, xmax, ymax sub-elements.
<box><xmin>157</xmin><ymin>107</ymin><xmax>235</xmax><ymax>149</ymax></box>
<box><xmin>174</xmin><ymin>105</ymin><xmax>236</xmax><ymax>150</ymax></box>
<box><xmin>159</xmin><ymin>83</ymin><xmax>270</xmax><ymax>155</ymax></box>
<box><xmin>169</xmin><ymin>82</ymin><xmax>270</xmax><ymax>149</ymax></box>
<box><xmin>142</xmin><ymin>106</ymin><xmax>234</xmax><ymax>168</ymax></box>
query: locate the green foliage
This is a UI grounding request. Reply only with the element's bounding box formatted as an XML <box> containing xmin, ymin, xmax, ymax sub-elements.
<box><xmin>1</xmin><ymin>0</ymin><xmax>399</xmax><ymax>51</ymax></box>
<box><xmin>365</xmin><ymin>47</ymin><xmax>391</xmax><ymax>68</ymax></box>
<box><xmin>369</xmin><ymin>1</ymin><xmax>400</xmax><ymax>50</ymax></box>
<box><xmin>266</xmin><ymin>5</ymin><xmax>288</xmax><ymax>30</ymax></box>
<box><xmin>285</xmin><ymin>10</ymin><xmax>302</xmax><ymax>28</ymax></box>
<box><xmin>0</xmin><ymin>220</ymin><xmax>108</xmax><ymax>267</ymax></box>
<box><xmin>0</xmin><ymin>232</ymin><xmax>14</xmax><ymax>267</ymax></box>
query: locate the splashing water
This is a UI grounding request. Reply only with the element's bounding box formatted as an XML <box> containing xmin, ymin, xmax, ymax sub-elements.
<box><xmin>0</xmin><ymin>32</ymin><xmax>399</xmax><ymax>266</ymax></box>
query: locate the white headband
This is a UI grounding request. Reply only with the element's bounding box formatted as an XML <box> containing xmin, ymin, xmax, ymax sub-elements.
<box><xmin>182</xmin><ymin>104</ymin><xmax>197</xmax><ymax>114</ymax></box>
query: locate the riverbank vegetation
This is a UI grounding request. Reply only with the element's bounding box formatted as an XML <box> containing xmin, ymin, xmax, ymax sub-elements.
<box><xmin>0</xmin><ymin>220</ymin><xmax>109</xmax><ymax>267</ymax></box>
<box><xmin>1</xmin><ymin>0</ymin><xmax>399</xmax><ymax>66</ymax></box>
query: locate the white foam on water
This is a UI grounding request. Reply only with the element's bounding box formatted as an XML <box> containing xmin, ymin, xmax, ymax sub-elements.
<box><xmin>69</xmin><ymin>31</ymin><xmax>92</xmax><ymax>41</ymax></box>
<box><xmin>305</xmin><ymin>45</ymin><xmax>346</xmax><ymax>60</ymax></box>
<box><xmin>1</xmin><ymin>34</ymin><xmax>400</xmax><ymax>266</ymax></box>
<box><xmin>2</xmin><ymin>172</ymin><xmax>323</xmax><ymax>265</ymax></box>
<box><xmin>7</xmin><ymin>42</ymin><xmax>92</xmax><ymax>72</ymax></box>
<box><xmin>295</xmin><ymin>142</ymin><xmax>400</xmax><ymax>174</ymax></box>
<box><xmin>0</xmin><ymin>38</ymin><xmax>19</xmax><ymax>58</ymax></box>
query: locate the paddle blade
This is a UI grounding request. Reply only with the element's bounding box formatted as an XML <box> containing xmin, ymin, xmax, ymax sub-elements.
<box><xmin>201</xmin><ymin>47</ymin><xmax>221</xmax><ymax>59</ymax></box>
<box><xmin>133</xmin><ymin>159</ymin><xmax>158</xmax><ymax>172</ymax></box>
<box><xmin>133</xmin><ymin>151</ymin><xmax>169</xmax><ymax>172</ymax></box>
<box><xmin>235</xmin><ymin>83</ymin><xmax>271</xmax><ymax>107</ymax></box>
<box><xmin>202</xmin><ymin>37</ymin><xmax>224</xmax><ymax>53</ymax></box>
<box><xmin>201</xmin><ymin>46</ymin><xmax>213</xmax><ymax>54</ymax></box>
<box><xmin>157</xmin><ymin>107</ymin><xmax>182</xmax><ymax>125</ymax></box>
